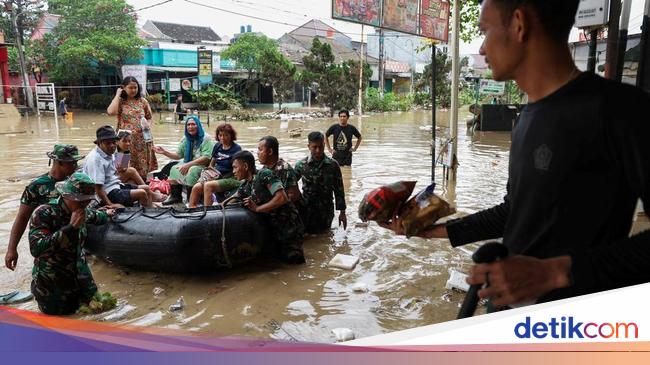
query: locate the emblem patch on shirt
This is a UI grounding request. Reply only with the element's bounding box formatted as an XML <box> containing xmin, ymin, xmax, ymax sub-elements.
<box><xmin>534</xmin><ymin>144</ymin><xmax>552</xmax><ymax>171</ymax></box>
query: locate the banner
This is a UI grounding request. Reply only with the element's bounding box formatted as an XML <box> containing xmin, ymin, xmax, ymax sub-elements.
<box><xmin>332</xmin><ymin>0</ymin><xmax>381</xmax><ymax>26</ymax></box>
<box><xmin>121</xmin><ymin>65</ymin><xmax>147</xmax><ymax>96</ymax></box>
<box><xmin>382</xmin><ymin>0</ymin><xmax>419</xmax><ymax>34</ymax></box>
<box><xmin>198</xmin><ymin>49</ymin><xmax>213</xmax><ymax>84</ymax></box>
<box><xmin>420</xmin><ymin>0</ymin><xmax>450</xmax><ymax>41</ymax></box>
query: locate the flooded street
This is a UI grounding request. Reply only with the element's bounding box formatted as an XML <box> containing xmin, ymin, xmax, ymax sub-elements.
<box><xmin>0</xmin><ymin>109</ymin><xmax>512</xmax><ymax>342</ymax></box>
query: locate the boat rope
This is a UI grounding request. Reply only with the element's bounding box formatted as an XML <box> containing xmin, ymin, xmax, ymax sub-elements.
<box><xmin>216</xmin><ymin>196</ymin><xmax>239</xmax><ymax>269</ymax></box>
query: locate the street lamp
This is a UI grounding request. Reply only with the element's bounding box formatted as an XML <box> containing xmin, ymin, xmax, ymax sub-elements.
<box><xmin>197</xmin><ymin>45</ymin><xmax>206</xmax><ymax>117</ymax></box>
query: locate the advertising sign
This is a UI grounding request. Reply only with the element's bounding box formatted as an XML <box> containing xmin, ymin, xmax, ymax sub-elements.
<box><xmin>35</xmin><ymin>83</ymin><xmax>57</xmax><ymax>121</ymax></box>
<box><xmin>420</xmin><ymin>0</ymin><xmax>450</xmax><ymax>41</ymax></box>
<box><xmin>169</xmin><ymin>78</ymin><xmax>181</xmax><ymax>92</ymax></box>
<box><xmin>575</xmin><ymin>0</ymin><xmax>610</xmax><ymax>28</ymax></box>
<box><xmin>197</xmin><ymin>49</ymin><xmax>213</xmax><ymax>84</ymax></box>
<box><xmin>332</xmin><ymin>0</ymin><xmax>381</xmax><ymax>26</ymax></box>
<box><xmin>382</xmin><ymin>0</ymin><xmax>419</xmax><ymax>35</ymax></box>
<box><xmin>479</xmin><ymin>79</ymin><xmax>506</xmax><ymax>95</ymax></box>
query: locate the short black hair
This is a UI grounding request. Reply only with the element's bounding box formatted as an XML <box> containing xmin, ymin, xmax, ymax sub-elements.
<box><xmin>307</xmin><ymin>131</ymin><xmax>324</xmax><ymax>143</ymax></box>
<box><xmin>259</xmin><ymin>136</ymin><xmax>279</xmax><ymax>157</ymax></box>
<box><xmin>233</xmin><ymin>150</ymin><xmax>256</xmax><ymax>173</ymax></box>
<box><xmin>479</xmin><ymin>0</ymin><xmax>579</xmax><ymax>42</ymax></box>
<box><xmin>338</xmin><ymin>109</ymin><xmax>350</xmax><ymax>118</ymax></box>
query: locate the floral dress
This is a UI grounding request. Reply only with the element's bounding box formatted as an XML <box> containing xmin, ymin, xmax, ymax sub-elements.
<box><xmin>117</xmin><ymin>98</ymin><xmax>158</xmax><ymax>179</ymax></box>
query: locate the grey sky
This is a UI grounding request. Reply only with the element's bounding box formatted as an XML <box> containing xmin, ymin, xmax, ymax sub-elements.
<box><xmin>128</xmin><ymin>0</ymin><xmax>648</xmax><ymax>55</ymax></box>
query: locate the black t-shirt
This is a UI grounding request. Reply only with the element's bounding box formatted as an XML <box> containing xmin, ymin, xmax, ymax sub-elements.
<box><xmin>175</xmin><ymin>100</ymin><xmax>183</xmax><ymax>113</ymax></box>
<box><xmin>446</xmin><ymin>72</ymin><xmax>650</xmax><ymax>301</ymax></box>
<box><xmin>326</xmin><ymin>124</ymin><xmax>361</xmax><ymax>152</ymax></box>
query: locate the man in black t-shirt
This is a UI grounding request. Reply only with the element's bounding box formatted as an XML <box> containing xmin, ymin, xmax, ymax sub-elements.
<box><xmin>381</xmin><ymin>0</ymin><xmax>650</xmax><ymax>308</ymax></box>
<box><xmin>325</xmin><ymin>109</ymin><xmax>362</xmax><ymax>166</ymax></box>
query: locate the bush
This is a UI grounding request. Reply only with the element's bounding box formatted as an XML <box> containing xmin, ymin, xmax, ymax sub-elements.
<box><xmin>146</xmin><ymin>93</ymin><xmax>163</xmax><ymax>105</ymax></box>
<box><xmin>364</xmin><ymin>87</ymin><xmax>415</xmax><ymax>112</ymax></box>
<box><xmin>189</xmin><ymin>84</ymin><xmax>242</xmax><ymax>111</ymax></box>
<box><xmin>85</xmin><ymin>93</ymin><xmax>112</xmax><ymax>110</ymax></box>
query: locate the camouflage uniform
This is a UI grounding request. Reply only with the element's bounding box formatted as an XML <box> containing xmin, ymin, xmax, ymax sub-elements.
<box><xmin>237</xmin><ymin>167</ymin><xmax>304</xmax><ymax>260</ymax></box>
<box><xmin>295</xmin><ymin>155</ymin><xmax>346</xmax><ymax>234</ymax></box>
<box><xmin>29</xmin><ymin>173</ymin><xmax>109</xmax><ymax>315</ymax></box>
<box><xmin>270</xmin><ymin>158</ymin><xmax>298</xmax><ymax>191</ymax></box>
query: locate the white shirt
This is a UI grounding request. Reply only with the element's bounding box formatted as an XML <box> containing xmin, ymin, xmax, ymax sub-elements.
<box><xmin>83</xmin><ymin>146</ymin><xmax>121</xmax><ymax>194</ymax></box>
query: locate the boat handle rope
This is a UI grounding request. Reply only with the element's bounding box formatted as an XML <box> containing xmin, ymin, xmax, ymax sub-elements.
<box><xmin>216</xmin><ymin>195</ymin><xmax>240</xmax><ymax>269</ymax></box>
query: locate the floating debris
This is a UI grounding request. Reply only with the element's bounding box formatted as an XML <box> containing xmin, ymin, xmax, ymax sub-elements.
<box><xmin>445</xmin><ymin>269</ymin><xmax>470</xmax><ymax>292</ymax></box>
<box><xmin>169</xmin><ymin>296</ymin><xmax>185</xmax><ymax>311</ymax></box>
<box><xmin>328</xmin><ymin>254</ymin><xmax>359</xmax><ymax>270</ymax></box>
<box><xmin>332</xmin><ymin>327</ymin><xmax>355</xmax><ymax>342</ymax></box>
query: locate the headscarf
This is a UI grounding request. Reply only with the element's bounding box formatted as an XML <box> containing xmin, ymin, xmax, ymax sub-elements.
<box><xmin>183</xmin><ymin>115</ymin><xmax>205</xmax><ymax>163</ymax></box>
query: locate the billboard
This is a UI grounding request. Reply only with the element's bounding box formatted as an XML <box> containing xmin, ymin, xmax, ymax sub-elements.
<box><xmin>382</xmin><ymin>0</ymin><xmax>418</xmax><ymax>34</ymax></box>
<box><xmin>121</xmin><ymin>65</ymin><xmax>148</xmax><ymax>96</ymax></box>
<box><xmin>197</xmin><ymin>49</ymin><xmax>213</xmax><ymax>84</ymax></box>
<box><xmin>420</xmin><ymin>0</ymin><xmax>450</xmax><ymax>41</ymax></box>
<box><xmin>332</xmin><ymin>0</ymin><xmax>381</xmax><ymax>27</ymax></box>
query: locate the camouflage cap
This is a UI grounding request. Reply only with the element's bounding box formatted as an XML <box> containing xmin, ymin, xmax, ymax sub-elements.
<box><xmin>57</xmin><ymin>172</ymin><xmax>96</xmax><ymax>201</ymax></box>
<box><xmin>46</xmin><ymin>144</ymin><xmax>84</xmax><ymax>162</ymax></box>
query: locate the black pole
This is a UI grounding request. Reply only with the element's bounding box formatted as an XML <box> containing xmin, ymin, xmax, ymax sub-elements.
<box><xmin>637</xmin><ymin>9</ymin><xmax>650</xmax><ymax>92</ymax></box>
<box><xmin>587</xmin><ymin>29</ymin><xmax>598</xmax><ymax>72</ymax></box>
<box><xmin>431</xmin><ymin>44</ymin><xmax>437</xmax><ymax>182</ymax></box>
<box><xmin>457</xmin><ymin>242</ymin><xmax>509</xmax><ymax>319</ymax></box>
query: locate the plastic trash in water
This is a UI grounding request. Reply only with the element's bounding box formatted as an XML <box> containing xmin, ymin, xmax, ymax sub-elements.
<box><xmin>332</xmin><ymin>328</ymin><xmax>355</xmax><ymax>342</ymax></box>
<box><xmin>169</xmin><ymin>296</ymin><xmax>185</xmax><ymax>311</ymax></box>
<box><xmin>445</xmin><ymin>269</ymin><xmax>470</xmax><ymax>292</ymax></box>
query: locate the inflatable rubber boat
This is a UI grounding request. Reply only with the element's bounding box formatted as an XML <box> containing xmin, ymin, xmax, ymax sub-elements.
<box><xmin>86</xmin><ymin>204</ymin><xmax>271</xmax><ymax>273</ymax></box>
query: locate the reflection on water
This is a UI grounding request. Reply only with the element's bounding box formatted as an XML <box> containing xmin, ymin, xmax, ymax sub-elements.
<box><xmin>0</xmin><ymin>110</ymin><xmax>511</xmax><ymax>342</ymax></box>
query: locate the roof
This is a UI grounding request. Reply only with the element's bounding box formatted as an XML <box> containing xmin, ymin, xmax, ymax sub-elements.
<box><xmin>384</xmin><ymin>59</ymin><xmax>410</xmax><ymax>73</ymax></box>
<box><xmin>31</xmin><ymin>14</ymin><xmax>60</xmax><ymax>41</ymax></box>
<box><xmin>148</xmin><ymin>21</ymin><xmax>221</xmax><ymax>42</ymax></box>
<box><xmin>279</xmin><ymin>33</ymin><xmax>378</xmax><ymax>65</ymax></box>
<box><xmin>289</xmin><ymin>19</ymin><xmax>351</xmax><ymax>41</ymax></box>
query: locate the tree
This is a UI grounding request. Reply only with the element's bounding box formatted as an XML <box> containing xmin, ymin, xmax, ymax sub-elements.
<box><xmin>259</xmin><ymin>49</ymin><xmax>296</xmax><ymax>111</ymax></box>
<box><xmin>301</xmin><ymin>38</ymin><xmax>371</xmax><ymax>115</ymax></box>
<box><xmin>459</xmin><ymin>0</ymin><xmax>481</xmax><ymax>44</ymax></box>
<box><xmin>40</xmin><ymin>0</ymin><xmax>146</xmax><ymax>83</ymax></box>
<box><xmin>415</xmin><ymin>49</ymin><xmax>453</xmax><ymax>108</ymax></box>
<box><xmin>221</xmin><ymin>33</ymin><xmax>278</xmax><ymax>79</ymax></box>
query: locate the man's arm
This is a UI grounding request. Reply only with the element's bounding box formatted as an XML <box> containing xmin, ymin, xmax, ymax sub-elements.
<box><xmin>4</xmin><ymin>204</ymin><xmax>34</xmax><ymax>270</ymax></box>
<box><xmin>94</xmin><ymin>185</ymin><xmax>113</xmax><ymax>206</ymax></box>
<box><xmin>29</xmin><ymin>207</ymin><xmax>77</xmax><ymax>257</ymax></box>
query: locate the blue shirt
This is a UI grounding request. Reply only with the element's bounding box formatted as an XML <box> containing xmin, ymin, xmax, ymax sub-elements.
<box><xmin>211</xmin><ymin>142</ymin><xmax>242</xmax><ymax>176</ymax></box>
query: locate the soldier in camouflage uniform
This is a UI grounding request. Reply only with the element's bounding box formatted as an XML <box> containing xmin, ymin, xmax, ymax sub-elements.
<box><xmin>233</xmin><ymin>150</ymin><xmax>305</xmax><ymax>264</ymax></box>
<box><xmin>257</xmin><ymin>136</ymin><xmax>301</xmax><ymax>204</ymax></box>
<box><xmin>29</xmin><ymin>173</ymin><xmax>115</xmax><ymax>315</ymax></box>
<box><xmin>295</xmin><ymin>132</ymin><xmax>347</xmax><ymax>234</ymax></box>
<box><xmin>5</xmin><ymin>144</ymin><xmax>83</xmax><ymax>271</ymax></box>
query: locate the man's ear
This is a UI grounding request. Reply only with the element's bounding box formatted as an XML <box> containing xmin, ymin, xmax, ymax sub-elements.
<box><xmin>511</xmin><ymin>8</ymin><xmax>529</xmax><ymax>43</ymax></box>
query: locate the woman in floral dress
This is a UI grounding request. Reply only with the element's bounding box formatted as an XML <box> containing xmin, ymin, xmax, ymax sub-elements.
<box><xmin>107</xmin><ymin>76</ymin><xmax>158</xmax><ymax>180</ymax></box>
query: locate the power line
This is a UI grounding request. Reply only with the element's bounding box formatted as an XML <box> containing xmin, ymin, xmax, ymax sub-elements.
<box><xmin>131</xmin><ymin>0</ymin><xmax>175</xmax><ymax>13</ymax></box>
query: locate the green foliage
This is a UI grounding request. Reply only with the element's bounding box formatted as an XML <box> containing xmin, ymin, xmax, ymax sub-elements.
<box><xmin>221</xmin><ymin>33</ymin><xmax>278</xmax><ymax>79</ymax></box>
<box><xmin>259</xmin><ymin>49</ymin><xmax>296</xmax><ymax>110</ymax></box>
<box><xmin>41</xmin><ymin>0</ymin><xmax>146</xmax><ymax>83</ymax></box>
<box><xmin>459</xmin><ymin>0</ymin><xmax>481</xmax><ymax>44</ymax></box>
<box><xmin>146</xmin><ymin>93</ymin><xmax>163</xmax><ymax>105</ymax></box>
<box><xmin>77</xmin><ymin>291</ymin><xmax>117</xmax><ymax>315</ymax></box>
<box><xmin>364</xmin><ymin>87</ymin><xmax>414</xmax><ymax>112</ymax></box>
<box><xmin>86</xmin><ymin>93</ymin><xmax>112</xmax><ymax>109</ymax></box>
<box><xmin>301</xmin><ymin>38</ymin><xmax>371</xmax><ymax>116</ymax></box>
<box><xmin>188</xmin><ymin>84</ymin><xmax>242</xmax><ymax>111</ymax></box>
<box><xmin>415</xmin><ymin>49</ymin><xmax>452</xmax><ymax>108</ymax></box>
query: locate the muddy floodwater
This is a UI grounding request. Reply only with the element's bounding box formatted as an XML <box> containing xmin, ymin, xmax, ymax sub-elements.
<box><xmin>0</xmin><ymin>109</ymin><xmax>512</xmax><ymax>342</ymax></box>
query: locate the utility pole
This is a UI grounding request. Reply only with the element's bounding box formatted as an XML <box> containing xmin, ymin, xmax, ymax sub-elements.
<box><xmin>378</xmin><ymin>28</ymin><xmax>385</xmax><ymax>98</ymax></box>
<box><xmin>637</xmin><ymin>0</ymin><xmax>650</xmax><ymax>92</ymax></box>
<box><xmin>449</xmin><ymin>0</ymin><xmax>460</xmax><ymax>183</ymax></box>
<box><xmin>605</xmin><ymin>0</ymin><xmax>622</xmax><ymax>79</ymax></box>
<box><xmin>10</xmin><ymin>2</ymin><xmax>35</xmax><ymax>109</ymax></box>
<box><xmin>615</xmin><ymin>0</ymin><xmax>632</xmax><ymax>82</ymax></box>
<box><xmin>431</xmin><ymin>44</ymin><xmax>436</xmax><ymax>182</ymax></box>
<box><xmin>587</xmin><ymin>28</ymin><xmax>599</xmax><ymax>72</ymax></box>
<box><xmin>357</xmin><ymin>24</ymin><xmax>364</xmax><ymax>116</ymax></box>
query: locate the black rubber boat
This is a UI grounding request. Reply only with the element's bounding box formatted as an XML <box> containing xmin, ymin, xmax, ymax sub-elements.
<box><xmin>86</xmin><ymin>204</ymin><xmax>271</xmax><ymax>273</ymax></box>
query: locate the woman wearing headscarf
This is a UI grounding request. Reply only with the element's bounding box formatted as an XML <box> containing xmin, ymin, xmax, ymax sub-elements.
<box><xmin>153</xmin><ymin>116</ymin><xmax>214</xmax><ymax>205</ymax></box>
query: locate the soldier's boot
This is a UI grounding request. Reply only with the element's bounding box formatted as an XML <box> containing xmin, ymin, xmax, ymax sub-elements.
<box><xmin>162</xmin><ymin>185</ymin><xmax>183</xmax><ymax>206</ymax></box>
